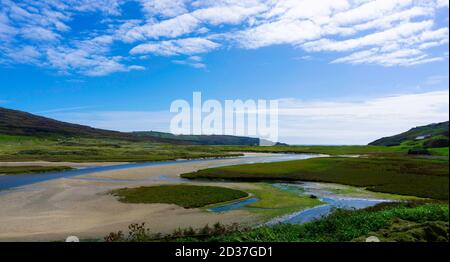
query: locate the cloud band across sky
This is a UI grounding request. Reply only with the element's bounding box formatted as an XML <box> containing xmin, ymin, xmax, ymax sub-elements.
<box><xmin>0</xmin><ymin>0</ymin><xmax>449</xmax><ymax>76</ymax></box>
<box><xmin>44</xmin><ymin>90</ymin><xmax>449</xmax><ymax>145</ymax></box>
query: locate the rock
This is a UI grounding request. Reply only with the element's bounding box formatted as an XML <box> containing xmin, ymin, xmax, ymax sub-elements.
<box><xmin>366</xmin><ymin>236</ymin><xmax>380</xmax><ymax>242</ymax></box>
<box><xmin>65</xmin><ymin>236</ymin><xmax>80</xmax><ymax>242</ymax></box>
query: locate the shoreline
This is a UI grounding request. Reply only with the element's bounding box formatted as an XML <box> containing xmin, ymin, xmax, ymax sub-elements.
<box><xmin>0</xmin><ymin>153</ymin><xmax>303</xmax><ymax>241</ymax></box>
<box><xmin>0</xmin><ymin>161</ymin><xmax>130</xmax><ymax>168</ymax></box>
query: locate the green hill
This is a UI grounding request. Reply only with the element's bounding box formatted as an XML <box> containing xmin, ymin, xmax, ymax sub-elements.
<box><xmin>0</xmin><ymin>107</ymin><xmax>162</xmax><ymax>142</ymax></box>
<box><xmin>133</xmin><ymin>131</ymin><xmax>261</xmax><ymax>146</ymax></box>
<box><xmin>369</xmin><ymin>121</ymin><xmax>449</xmax><ymax>148</ymax></box>
<box><xmin>0</xmin><ymin>107</ymin><xmax>270</xmax><ymax>146</ymax></box>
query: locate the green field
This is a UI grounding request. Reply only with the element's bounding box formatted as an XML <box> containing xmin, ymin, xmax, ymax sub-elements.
<box><xmin>111</xmin><ymin>185</ymin><xmax>249</xmax><ymax>208</ymax></box>
<box><xmin>203</xmin><ymin>203</ymin><xmax>449</xmax><ymax>242</ymax></box>
<box><xmin>216</xmin><ymin>145</ymin><xmax>408</xmax><ymax>155</ymax></box>
<box><xmin>104</xmin><ymin>202</ymin><xmax>449</xmax><ymax>242</ymax></box>
<box><xmin>428</xmin><ymin>147</ymin><xmax>450</xmax><ymax>156</ymax></box>
<box><xmin>0</xmin><ymin>135</ymin><xmax>240</xmax><ymax>162</ymax></box>
<box><xmin>2</xmin><ymin>132</ymin><xmax>449</xmax><ymax>164</ymax></box>
<box><xmin>0</xmin><ymin>165</ymin><xmax>74</xmax><ymax>175</ymax></box>
<box><xmin>182</xmin><ymin>156</ymin><xmax>449</xmax><ymax>199</ymax></box>
<box><xmin>218</xmin><ymin>183</ymin><xmax>323</xmax><ymax>220</ymax></box>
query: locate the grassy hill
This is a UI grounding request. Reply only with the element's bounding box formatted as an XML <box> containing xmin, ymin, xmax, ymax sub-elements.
<box><xmin>0</xmin><ymin>107</ymin><xmax>161</xmax><ymax>142</ymax></box>
<box><xmin>369</xmin><ymin>121</ymin><xmax>449</xmax><ymax>148</ymax></box>
<box><xmin>133</xmin><ymin>131</ymin><xmax>261</xmax><ymax>146</ymax></box>
<box><xmin>0</xmin><ymin>107</ymin><xmax>266</xmax><ymax>146</ymax></box>
<box><xmin>0</xmin><ymin>107</ymin><xmax>269</xmax><ymax>162</ymax></box>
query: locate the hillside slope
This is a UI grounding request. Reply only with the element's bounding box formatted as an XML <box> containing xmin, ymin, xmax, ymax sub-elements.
<box><xmin>133</xmin><ymin>131</ymin><xmax>261</xmax><ymax>146</ymax></box>
<box><xmin>369</xmin><ymin>121</ymin><xmax>449</xmax><ymax>147</ymax></box>
<box><xmin>0</xmin><ymin>107</ymin><xmax>167</xmax><ymax>142</ymax></box>
<box><xmin>0</xmin><ymin>107</ymin><xmax>269</xmax><ymax>146</ymax></box>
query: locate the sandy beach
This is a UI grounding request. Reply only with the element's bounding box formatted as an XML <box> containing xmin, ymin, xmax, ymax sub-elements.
<box><xmin>0</xmin><ymin>153</ymin><xmax>278</xmax><ymax>241</ymax></box>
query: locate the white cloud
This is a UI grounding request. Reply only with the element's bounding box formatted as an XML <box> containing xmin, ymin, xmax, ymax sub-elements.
<box><xmin>46</xmin><ymin>110</ymin><xmax>173</xmax><ymax>132</ymax></box>
<box><xmin>70</xmin><ymin>0</ymin><xmax>123</xmax><ymax>16</ymax></box>
<box><xmin>127</xmin><ymin>65</ymin><xmax>146</xmax><ymax>71</ymax></box>
<box><xmin>3</xmin><ymin>45</ymin><xmax>41</xmax><ymax>64</ymax></box>
<box><xmin>45</xmin><ymin>46</ymin><xmax>139</xmax><ymax>76</ymax></box>
<box><xmin>331</xmin><ymin>48</ymin><xmax>444</xmax><ymax>66</ymax></box>
<box><xmin>20</xmin><ymin>26</ymin><xmax>60</xmax><ymax>41</ymax></box>
<box><xmin>234</xmin><ymin>19</ymin><xmax>322</xmax><ymax>49</ymax></box>
<box><xmin>119</xmin><ymin>13</ymin><xmax>201</xmax><ymax>42</ymax></box>
<box><xmin>130</xmin><ymin>37</ymin><xmax>220</xmax><ymax>56</ymax></box>
<box><xmin>436</xmin><ymin>0</ymin><xmax>449</xmax><ymax>8</ymax></box>
<box><xmin>424</xmin><ymin>74</ymin><xmax>449</xmax><ymax>85</ymax></box>
<box><xmin>0</xmin><ymin>12</ymin><xmax>15</xmax><ymax>41</ymax></box>
<box><xmin>331</xmin><ymin>0</ymin><xmax>413</xmax><ymax>26</ymax></box>
<box><xmin>172</xmin><ymin>55</ymin><xmax>207</xmax><ymax>68</ymax></box>
<box><xmin>42</xmin><ymin>90</ymin><xmax>449</xmax><ymax>145</ymax></box>
<box><xmin>276</xmin><ymin>90</ymin><xmax>449</xmax><ymax>144</ymax></box>
<box><xmin>1</xmin><ymin>0</ymin><xmax>449</xmax><ymax>75</ymax></box>
<box><xmin>191</xmin><ymin>2</ymin><xmax>267</xmax><ymax>25</ymax></box>
<box><xmin>303</xmin><ymin>20</ymin><xmax>434</xmax><ymax>52</ymax></box>
<box><xmin>139</xmin><ymin>0</ymin><xmax>188</xmax><ymax>18</ymax></box>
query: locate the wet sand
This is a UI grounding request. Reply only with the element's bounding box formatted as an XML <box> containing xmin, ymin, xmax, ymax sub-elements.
<box><xmin>0</xmin><ymin>154</ymin><xmax>277</xmax><ymax>241</ymax></box>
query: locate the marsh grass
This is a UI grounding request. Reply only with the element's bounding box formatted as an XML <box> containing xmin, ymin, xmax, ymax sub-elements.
<box><xmin>111</xmin><ymin>185</ymin><xmax>249</xmax><ymax>208</ymax></box>
<box><xmin>0</xmin><ymin>165</ymin><xmax>74</xmax><ymax>175</ymax></box>
<box><xmin>242</xmin><ymin>183</ymin><xmax>322</xmax><ymax>219</ymax></box>
<box><xmin>0</xmin><ymin>135</ymin><xmax>240</xmax><ymax>162</ymax></box>
<box><xmin>182</xmin><ymin>156</ymin><xmax>449</xmax><ymax>199</ymax></box>
<box><xmin>103</xmin><ymin>203</ymin><xmax>449</xmax><ymax>242</ymax></box>
<box><xmin>104</xmin><ymin>222</ymin><xmax>244</xmax><ymax>242</ymax></box>
<box><xmin>205</xmin><ymin>203</ymin><xmax>449</xmax><ymax>242</ymax></box>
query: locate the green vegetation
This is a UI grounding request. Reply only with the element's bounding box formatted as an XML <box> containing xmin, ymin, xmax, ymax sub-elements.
<box><xmin>423</xmin><ymin>135</ymin><xmax>449</xmax><ymax>148</ymax></box>
<box><xmin>204</xmin><ymin>203</ymin><xmax>449</xmax><ymax>242</ymax></box>
<box><xmin>111</xmin><ymin>185</ymin><xmax>249</xmax><ymax>208</ymax></box>
<box><xmin>429</xmin><ymin>147</ymin><xmax>449</xmax><ymax>156</ymax></box>
<box><xmin>369</xmin><ymin>121</ymin><xmax>448</xmax><ymax>147</ymax></box>
<box><xmin>103</xmin><ymin>203</ymin><xmax>449</xmax><ymax>242</ymax></box>
<box><xmin>0</xmin><ymin>136</ymin><xmax>240</xmax><ymax>162</ymax></box>
<box><xmin>0</xmin><ymin>107</ymin><xmax>152</xmax><ymax>141</ymax></box>
<box><xmin>182</xmin><ymin>156</ymin><xmax>449</xmax><ymax>199</ymax></box>
<box><xmin>214</xmin><ymin>121</ymin><xmax>449</xmax><ymax>156</ymax></box>
<box><xmin>216</xmin><ymin>145</ymin><xmax>406</xmax><ymax>155</ymax></box>
<box><xmin>133</xmin><ymin>131</ymin><xmax>260</xmax><ymax>145</ymax></box>
<box><xmin>0</xmin><ymin>165</ymin><xmax>74</xmax><ymax>175</ymax></box>
<box><xmin>240</xmin><ymin>183</ymin><xmax>322</xmax><ymax>219</ymax></box>
<box><xmin>104</xmin><ymin>222</ymin><xmax>244</xmax><ymax>242</ymax></box>
<box><xmin>352</xmin><ymin>218</ymin><xmax>448</xmax><ymax>242</ymax></box>
<box><xmin>0</xmin><ymin>106</ymin><xmax>262</xmax><ymax>146</ymax></box>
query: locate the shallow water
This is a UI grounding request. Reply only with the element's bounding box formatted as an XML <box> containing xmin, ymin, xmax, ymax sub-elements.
<box><xmin>208</xmin><ymin>198</ymin><xmax>259</xmax><ymax>212</ymax></box>
<box><xmin>281</xmin><ymin>197</ymin><xmax>387</xmax><ymax>224</ymax></box>
<box><xmin>0</xmin><ymin>153</ymin><xmax>322</xmax><ymax>191</ymax></box>
<box><xmin>267</xmin><ymin>183</ymin><xmax>389</xmax><ymax>225</ymax></box>
<box><xmin>207</xmin><ymin>181</ymin><xmax>389</xmax><ymax>223</ymax></box>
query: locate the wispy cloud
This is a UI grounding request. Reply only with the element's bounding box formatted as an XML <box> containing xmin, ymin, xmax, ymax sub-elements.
<box><xmin>43</xmin><ymin>90</ymin><xmax>449</xmax><ymax>145</ymax></box>
<box><xmin>277</xmin><ymin>90</ymin><xmax>449</xmax><ymax>144</ymax></box>
<box><xmin>0</xmin><ymin>0</ymin><xmax>448</xmax><ymax>76</ymax></box>
<box><xmin>172</xmin><ymin>55</ymin><xmax>207</xmax><ymax>68</ymax></box>
<box><xmin>424</xmin><ymin>74</ymin><xmax>449</xmax><ymax>86</ymax></box>
<box><xmin>130</xmin><ymin>37</ymin><xmax>220</xmax><ymax>56</ymax></box>
<box><xmin>46</xmin><ymin>110</ymin><xmax>173</xmax><ymax>132</ymax></box>
<box><xmin>34</xmin><ymin>105</ymin><xmax>100</xmax><ymax>114</ymax></box>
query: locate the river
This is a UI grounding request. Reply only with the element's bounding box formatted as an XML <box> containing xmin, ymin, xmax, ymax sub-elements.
<box><xmin>0</xmin><ymin>153</ymin><xmax>323</xmax><ymax>191</ymax></box>
<box><xmin>0</xmin><ymin>153</ymin><xmax>391</xmax><ymax>226</ymax></box>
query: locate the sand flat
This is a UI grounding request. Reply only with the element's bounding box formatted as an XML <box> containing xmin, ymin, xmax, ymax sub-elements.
<box><xmin>0</xmin><ymin>154</ymin><xmax>279</xmax><ymax>241</ymax></box>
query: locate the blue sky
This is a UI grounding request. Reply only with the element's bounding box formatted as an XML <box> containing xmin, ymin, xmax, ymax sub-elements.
<box><xmin>0</xmin><ymin>0</ymin><xmax>449</xmax><ymax>144</ymax></box>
